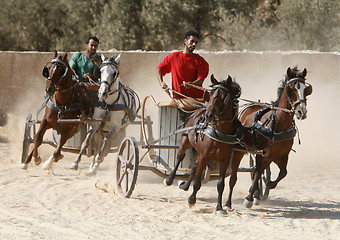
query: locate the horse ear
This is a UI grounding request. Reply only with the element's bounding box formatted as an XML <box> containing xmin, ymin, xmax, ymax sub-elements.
<box><xmin>226</xmin><ymin>75</ymin><xmax>232</xmax><ymax>85</ymax></box>
<box><xmin>210</xmin><ymin>74</ymin><xmax>218</xmax><ymax>85</ymax></box>
<box><xmin>115</xmin><ymin>53</ymin><xmax>121</xmax><ymax>64</ymax></box>
<box><xmin>63</xmin><ymin>51</ymin><xmax>68</xmax><ymax>61</ymax></box>
<box><xmin>101</xmin><ymin>54</ymin><xmax>105</xmax><ymax>62</ymax></box>
<box><xmin>305</xmin><ymin>84</ymin><xmax>313</xmax><ymax>96</ymax></box>
<box><xmin>54</xmin><ymin>50</ymin><xmax>58</xmax><ymax>58</ymax></box>
<box><xmin>302</xmin><ymin>68</ymin><xmax>307</xmax><ymax>78</ymax></box>
<box><xmin>286</xmin><ymin>67</ymin><xmax>292</xmax><ymax>77</ymax></box>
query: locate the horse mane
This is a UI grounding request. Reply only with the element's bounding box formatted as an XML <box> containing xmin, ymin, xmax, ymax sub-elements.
<box><xmin>272</xmin><ymin>66</ymin><xmax>299</xmax><ymax>107</ymax></box>
<box><xmin>105</xmin><ymin>56</ymin><xmax>119</xmax><ymax>67</ymax></box>
<box><xmin>220</xmin><ymin>79</ymin><xmax>242</xmax><ymax>99</ymax></box>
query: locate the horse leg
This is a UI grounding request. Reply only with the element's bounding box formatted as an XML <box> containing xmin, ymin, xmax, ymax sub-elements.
<box><xmin>88</xmin><ymin>128</ymin><xmax>117</xmax><ymax>175</ymax></box>
<box><xmin>20</xmin><ymin>120</ymin><xmax>48</xmax><ymax>170</ymax></box>
<box><xmin>243</xmin><ymin>155</ymin><xmax>263</xmax><ymax>208</ymax></box>
<box><xmin>42</xmin><ymin>125</ymin><xmax>77</xmax><ymax>171</ymax></box>
<box><xmin>188</xmin><ymin>157</ymin><xmax>206</xmax><ymax>206</ymax></box>
<box><xmin>178</xmin><ymin>163</ymin><xmax>196</xmax><ymax>191</ymax></box>
<box><xmin>216</xmin><ymin>156</ymin><xmax>231</xmax><ymax>214</ymax></box>
<box><xmin>70</xmin><ymin>124</ymin><xmax>99</xmax><ymax>170</ymax></box>
<box><xmin>225</xmin><ymin>151</ymin><xmax>244</xmax><ymax>211</ymax></box>
<box><xmin>164</xmin><ymin>135</ymin><xmax>190</xmax><ymax>186</ymax></box>
<box><xmin>87</xmin><ymin>132</ymin><xmax>104</xmax><ymax>175</ymax></box>
<box><xmin>266</xmin><ymin>156</ymin><xmax>288</xmax><ymax>189</ymax></box>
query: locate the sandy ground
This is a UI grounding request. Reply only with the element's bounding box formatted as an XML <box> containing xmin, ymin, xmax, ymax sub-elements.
<box><xmin>0</xmin><ymin>112</ymin><xmax>340</xmax><ymax>240</ymax></box>
<box><xmin>1</xmin><ymin>61</ymin><xmax>340</xmax><ymax>239</ymax></box>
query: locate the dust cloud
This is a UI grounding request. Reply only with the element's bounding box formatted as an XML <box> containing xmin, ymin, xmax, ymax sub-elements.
<box><xmin>1</xmin><ymin>51</ymin><xmax>340</xmax><ymax>182</ymax></box>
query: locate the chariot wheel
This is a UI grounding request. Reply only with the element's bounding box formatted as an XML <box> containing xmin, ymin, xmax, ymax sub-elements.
<box><xmin>116</xmin><ymin>136</ymin><xmax>139</xmax><ymax>198</ymax></box>
<box><xmin>249</xmin><ymin>154</ymin><xmax>271</xmax><ymax>199</ymax></box>
<box><xmin>140</xmin><ymin>95</ymin><xmax>158</xmax><ymax>162</ymax></box>
<box><xmin>21</xmin><ymin>113</ymin><xmax>32</xmax><ymax>163</ymax></box>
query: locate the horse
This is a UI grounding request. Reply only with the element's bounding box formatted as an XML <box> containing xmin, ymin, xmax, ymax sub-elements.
<box><xmin>164</xmin><ymin>74</ymin><xmax>242</xmax><ymax>214</ymax></box>
<box><xmin>225</xmin><ymin>66</ymin><xmax>313</xmax><ymax>210</ymax></box>
<box><xmin>69</xmin><ymin>54</ymin><xmax>140</xmax><ymax>175</ymax></box>
<box><xmin>20</xmin><ymin>51</ymin><xmax>92</xmax><ymax>171</ymax></box>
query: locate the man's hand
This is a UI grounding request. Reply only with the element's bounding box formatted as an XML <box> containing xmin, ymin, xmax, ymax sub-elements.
<box><xmin>160</xmin><ymin>81</ymin><xmax>168</xmax><ymax>90</ymax></box>
<box><xmin>83</xmin><ymin>73</ymin><xmax>93</xmax><ymax>80</ymax></box>
<box><xmin>183</xmin><ymin>81</ymin><xmax>190</xmax><ymax>89</ymax></box>
<box><xmin>84</xmin><ymin>82</ymin><xmax>99</xmax><ymax>91</ymax></box>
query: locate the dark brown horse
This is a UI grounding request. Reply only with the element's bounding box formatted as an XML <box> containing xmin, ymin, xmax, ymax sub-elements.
<box><xmin>20</xmin><ymin>51</ymin><xmax>92</xmax><ymax>171</ymax></box>
<box><xmin>225</xmin><ymin>67</ymin><xmax>313</xmax><ymax>210</ymax></box>
<box><xmin>164</xmin><ymin>74</ymin><xmax>241</xmax><ymax>214</ymax></box>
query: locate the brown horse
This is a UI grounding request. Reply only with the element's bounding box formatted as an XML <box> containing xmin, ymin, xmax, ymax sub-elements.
<box><xmin>20</xmin><ymin>51</ymin><xmax>92</xmax><ymax>171</ymax></box>
<box><xmin>164</xmin><ymin>74</ymin><xmax>241</xmax><ymax>214</ymax></box>
<box><xmin>225</xmin><ymin>67</ymin><xmax>313</xmax><ymax>210</ymax></box>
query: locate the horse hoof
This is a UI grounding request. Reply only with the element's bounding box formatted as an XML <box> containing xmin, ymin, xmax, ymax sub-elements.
<box><xmin>19</xmin><ymin>163</ymin><xmax>28</xmax><ymax>170</ymax></box>
<box><xmin>243</xmin><ymin>199</ymin><xmax>253</xmax><ymax>208</ymax></box>
<box><xmin>254</xmin><ymin>198</ymin><xmax>261</xmax><ymax>206</ymax></box>
<box><xmin>42</xmin><ymin>157</ymin><xmax>53</xmax><ymax>170</ymax></box>
<box><xmin>163</xmin><ymin>178</ymin><xmax>173</xmax><ymax>186</ymax></box>
<box><xmin>34</xmin><ymin>156</ymin><xmax>41</xmax><ymax>165</ymax></box>
<box><xmin>266</xmin><ymin>181</ymin><xmax>275</xmax><ymax>189</ymax></box>
<box><xmin>87</xmin><ymin>170</ymin><xmax>97</xmax><ymax>176</ymax></box>
<box><xmin>53</xmin><ymin>154</ymin><xmax>64</xmax><ymax>162</ymax></box>
<box><xmin>188</xmin><ymin>196</ymin><xmax>196</xmax><ymax>205</ymax></box>
<box><xmin>223</xmin><ymin>206</ymin><xmax>234</xmax><ymax>212</ymax></box>
<box><xmin>216</xmin><ymin>210</ymin><xmax>228</xmax><ymax>216</ymax></box>
<box><xmin>69</xmin><ymin>162</ymin><xmax>79</xmax><ymax>170</ymax></box>
<box><xmin>88</xmin><ymin>165</ymin><xmax>98</xmax><ymax>176</ymax></box>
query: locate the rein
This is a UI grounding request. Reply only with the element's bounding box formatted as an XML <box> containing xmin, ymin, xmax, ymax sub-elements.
<box><xmin>56</xmin><ymin>81</ymin><xmax>79</xmax><ymax>93</ymax></box>
<box><xmin>239</xmin><ymin>98</ymin><xmax>295</xmax><ymax>114</ymax></box>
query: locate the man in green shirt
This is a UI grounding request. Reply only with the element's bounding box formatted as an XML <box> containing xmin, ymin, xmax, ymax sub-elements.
<box><xmin>69</xmin><ymin>36</ymin><xmax>101</xmax><ymax>92</ymax></box>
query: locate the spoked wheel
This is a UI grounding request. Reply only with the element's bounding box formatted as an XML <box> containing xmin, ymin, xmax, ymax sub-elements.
<box><xmin>116</xmin><ymin>137</ymin><xmax>139</xmax><ymax>198</ymax></box>
<box><xmin>21</xmin><ymin>113</ymin><xmax>33</xmax><ymax>163</ymax></box>
<box><xmin>140</xmin><ymin>95</ymin><xmax>158</xmax><ymax>162</ymax></box>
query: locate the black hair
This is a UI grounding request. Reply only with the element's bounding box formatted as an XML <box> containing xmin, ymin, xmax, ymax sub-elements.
<box><xmin>86</xmin><ymin>36</ymin><xmax>100</xmax><ymax>44</ymax></box>
<box><xmin>184</xmin><ymin>31</ymin><xmax>200</xmax><ymax>40</ymax></box>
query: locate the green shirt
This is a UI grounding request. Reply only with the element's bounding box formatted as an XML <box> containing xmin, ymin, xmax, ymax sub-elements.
<box><xmin>69</xmin><ymin>52</ymin><xmax>98</xmax><ymax>82</ymax></box>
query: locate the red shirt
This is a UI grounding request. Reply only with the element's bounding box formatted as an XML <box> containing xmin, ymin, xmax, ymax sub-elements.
<box><xmin>157</xmin><ymin>51</ymin><xmax>209</xmax><ymax>99</ymax></box>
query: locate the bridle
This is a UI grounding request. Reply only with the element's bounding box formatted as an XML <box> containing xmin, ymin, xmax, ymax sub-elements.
<box><xmin>43</xmin><ymin>58</ymin><xmax>69</xmax><ymax>85</ymax></box>
<box><xmin>286</xmin><ymin>77</ymin><xmax>310</xmax><ymax>111</ymax></box>
<box><xmin>206</xmin><ymin>84</ymin><xmax>239</xmax><ymax>123</ymax></box>
<box><xmin>99</xmin><ymin>60</ymin><xmax>120</xmax><ymax>95</ymax></box>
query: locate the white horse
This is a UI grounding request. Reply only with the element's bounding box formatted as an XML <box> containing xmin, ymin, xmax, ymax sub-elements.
<box><xmin>69</xmin><ymin>54</ymin><xmax>140</xmax><ymax>175</ymax></box>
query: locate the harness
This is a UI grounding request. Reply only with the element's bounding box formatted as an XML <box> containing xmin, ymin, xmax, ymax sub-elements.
<box><xmin>96</xmin><ymin>60</ymin><xmax>140</xmax><ymax>123</ymax></box>
<box><xmin>46</xmin><ymin>85</ymin><xmax>88</xmax><ymax>119</ymax></box>
<box><xmin>194</xmin><ymin>82</ymin><xmax>241</xmax><ymax>144</ymax></box>
<box><xmin>95</xmin><ymin>84</ymin><xmax>137</xmax><ymax>122</ymax></box>
<box><xmin>252</xmin><ymin>108</ymin><xmax>297</xmax><ymax>143</ymax></box>
<box><xmin>44</xmin><ymin>58</ymin><xmax>90</xmax><ymax>119</ymax></box>
<box><xmin>198</xmin><ymin>123</ymin><xmax>240</xmax><ymax>144</ymax></box>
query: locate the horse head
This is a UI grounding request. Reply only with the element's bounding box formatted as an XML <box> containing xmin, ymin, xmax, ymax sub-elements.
<box><xmin>205</xmin><ymin>74</ymin><xmax>241</xmax><ymax>124</ymax></box>
<box><xmin>43</xmin><ymin>50</ymin><xmax>70</xmax><ymax>96</ymax></box>
<box><xmin>98</xmin><ymin>54</ymin><xmax>121</xmax><ymax>100</ymax></box>
<box><xmin>284</xmin><ymin>67</ymin><xmax>313</xmax><ymax>120</ymax></box>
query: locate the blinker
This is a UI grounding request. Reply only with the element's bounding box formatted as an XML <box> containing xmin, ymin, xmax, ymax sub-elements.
<box><xmin>43</xmin><ymin>66</ymin><xmax>49</xmax><ymax>78</ymax></box>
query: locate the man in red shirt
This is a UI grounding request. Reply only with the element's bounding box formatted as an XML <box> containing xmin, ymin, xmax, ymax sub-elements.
<box><xmin>157</xmin><ymin>31</ymin><xmax>209</xmax><ymax>110</ymax></box>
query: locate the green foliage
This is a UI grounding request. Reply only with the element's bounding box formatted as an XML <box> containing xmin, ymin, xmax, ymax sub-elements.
<box><xmin>273</xmin><ymin>0</ymin><xmax>340</xmax><ymax>51</ymax></box>
<box><xmin>0</xmin><ymin>0</ymin><xmax>339</xmax><ymax>52</ymax></box>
